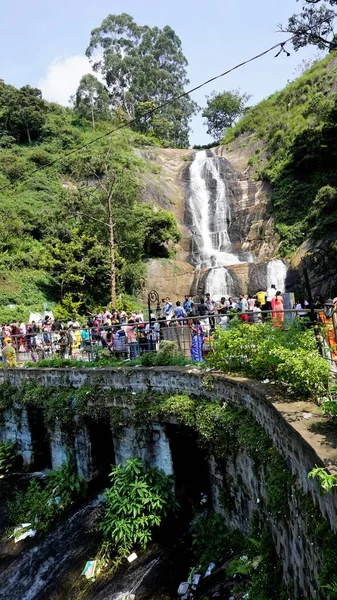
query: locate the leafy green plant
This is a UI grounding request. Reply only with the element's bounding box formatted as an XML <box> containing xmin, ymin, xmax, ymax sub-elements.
<box><xmin>0</xmin><ymin>441</ymin><xmax>19</xmax><ymax>474</ymax></box>
<box><xmin>8</xmin><ymin>459</ymin><xmax>87</xmax><ymax>533</ymax></box>
<box><xmin>308</xmin><ymin>466</ymin><xmax>337</xmax><ymax>494</ymax></box>
<box><xmin>207</xmin><ymin>321</ymin><xmax>330</xmax><ymax>398</ymax></box>
<box><xmin>322</xmin><ymin>581</ymin><xmax>337</xmax><ymax>599</ymax></box>
<box><xmin>99</xmin><ymin>458</ymin><xmax>178</xmax><ymax>570</ymax></box>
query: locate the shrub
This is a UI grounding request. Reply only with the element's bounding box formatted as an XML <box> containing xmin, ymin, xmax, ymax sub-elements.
<box><xmin>99</xmin><ymin>458</ymin><xmax>178</xmax><ymax>569</ymax></box>
<box><xmin>207</xmin><ymin>321</ymin><xmax>330</xmax><ymax>398</ymax></box>
<box><xmin>8</xmin><ymin>459</ymin><xmax>87</xmax><ymax>532</ymax></box>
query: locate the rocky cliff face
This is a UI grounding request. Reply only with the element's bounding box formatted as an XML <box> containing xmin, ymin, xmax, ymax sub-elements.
<box><xmin>140</xmin><ymin>145</ymin><xmax>288</xmax><ymax>302</ymax></box>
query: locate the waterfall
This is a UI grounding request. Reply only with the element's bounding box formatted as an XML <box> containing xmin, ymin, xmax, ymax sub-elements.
<box><xmin>266</xmin><ymin>259</ymin><xmax>288</xmax><ymax>293</ymax></box>
<box><xmin>188</xmin><ymin>150</ymin><xmax>240</xmax><ymax>298</ymax></box>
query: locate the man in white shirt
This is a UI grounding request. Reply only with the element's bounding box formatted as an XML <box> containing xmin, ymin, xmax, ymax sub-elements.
<box><xmin>266</xmin><ymin>284</ymin><xmax>276</xmax><ymax>311</ymax></box>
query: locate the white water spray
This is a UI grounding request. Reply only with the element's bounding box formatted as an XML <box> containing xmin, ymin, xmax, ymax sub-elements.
<box><xmin>266</xmin><ymin>259</ymin><xmax>288</xmax><ymax>293</ymax></box>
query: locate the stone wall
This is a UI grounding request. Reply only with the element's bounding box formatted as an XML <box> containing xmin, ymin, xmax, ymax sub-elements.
<box><xmin>1</xmin><ymin>367</ymin><xmax>337</xmax><ymax>598</ymax></box>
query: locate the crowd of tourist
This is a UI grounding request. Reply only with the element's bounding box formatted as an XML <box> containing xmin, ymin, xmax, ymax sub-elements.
<box><xmin>1</xmin><ymin>286</ymin><xmax>334</xmax><ymax>366</ymax></box>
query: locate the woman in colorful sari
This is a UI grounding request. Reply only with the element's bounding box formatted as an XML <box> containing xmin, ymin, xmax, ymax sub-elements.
<box><xmin>190</xmin><ymin>320</ymin><xmax>204</xmax><ymax>362</ymax></box>
<box><xmin>271</xmin><ymin>291</ymin><xmax>284</xmax><ymax>327</ymax></box>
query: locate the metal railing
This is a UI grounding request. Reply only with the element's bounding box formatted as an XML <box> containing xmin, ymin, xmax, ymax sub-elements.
<box><xmin>1</xmin><ymin>308</ymin><xmax>336</xmax><ymax>369</ymax></box>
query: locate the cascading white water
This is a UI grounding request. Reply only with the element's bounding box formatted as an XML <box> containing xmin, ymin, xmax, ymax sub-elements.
<box><xmin>266</xmin><ymin>259</ymin><xmax>288</xmax><ymax>293</ymax></box>
<box><xmin>188</xmin><ymin>150</ymin><xmax>240</xmax><ymax>298</ymax></box>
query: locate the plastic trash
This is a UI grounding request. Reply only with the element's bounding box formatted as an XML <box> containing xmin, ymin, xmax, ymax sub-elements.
<box><xmin>204</xmin><ymin>562</ymin><xmax>215</xmax><ymax>577</ymax></box>
<box><xmin>82</xmin><ymin>560</ymin><xmax>97</xmax><ymax>579</ymax></box>
<box><xmin>181</xmin><ymin>594</ymin><xmax>189</xmax><ymax>600</ymax></box>
<box><xmin>192</xmin><ymin>573</ymin><xmax>201</xmax><ymax>588</ymax></box>
<box><xmin>302</xmin><ymin>412</ymin><xmax>312</xmax><ymax>419</ymax></box>
<box><xmin>14</xmin><ymin>524</ymin><xmax>37</xmax><ymax>543</ymax></box>
<box><xmin>47</xmin><ymin>496</ymin><xmax>61</xmax><ymax>506</ymax></box>
<box><xmin>127</xmin><ymin>552</ymin><xmax>137</xmax><ymax>563</ymax></box>
<box><xmin>261</xmin><ymin>378</ymin><xmax>270</xmax><ymax>384</ymax></box>
<box><xmin>177</xmin><ymin>582</ymin><xmax>189</xmax><ymax>595</ymax></box>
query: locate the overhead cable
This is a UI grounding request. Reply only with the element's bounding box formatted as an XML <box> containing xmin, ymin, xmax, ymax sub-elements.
<box><xmin>0</xmin><ymin>36</ymin><xmax>293</xmax><ymax>192</ymax></box>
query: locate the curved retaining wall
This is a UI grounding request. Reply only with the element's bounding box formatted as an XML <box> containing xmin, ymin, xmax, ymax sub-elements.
<box><xmin>1</xmin><ymin>366</ymin><xmax>336</xmax><ymax>527</ymax></box>
<box><xmin>1</xmin><ymin>366</ymin><xmax>337</xmax><ymax>598</ymax></box>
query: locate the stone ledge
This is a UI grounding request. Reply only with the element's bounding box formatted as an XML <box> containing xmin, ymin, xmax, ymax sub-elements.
<box><xmin>2</xmin><ymin>366</ymin><xmax>337</xmax><ymax>531</ymax></box>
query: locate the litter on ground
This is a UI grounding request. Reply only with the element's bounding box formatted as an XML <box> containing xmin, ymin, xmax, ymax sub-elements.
<box><xmin>14</xmin><ymin>524</ymin><xmax>37</xmax><ymax>543</ymax></box>
<box><xmin>177</xmin><ymin>582</ymin><xmax>189</xmax><ymax>595</ymax></box>
<box><xmin>82</xmin><ymin>560</ymin><xmax>97</xmax><ymax>580</ymax></box>
<box><xmin>204</xmin><ymin>562</ymin><xmax>215</xmax><ymax>577</ymax></box>
<box><xmin>127</xmin><ymin>552</ymin><xmax>138</xmax><ymax>563</ymax></box>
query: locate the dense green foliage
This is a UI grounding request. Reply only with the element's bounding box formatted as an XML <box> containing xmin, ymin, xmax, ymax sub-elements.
<box><xmin>223</xmin><ymin>53</ymin><xmax>337</xmax><ymax>256</ymax></box>
<box><xmin>0</xmin><ymin>80</ymin><xmax>181</xmax><ymax>321</ymax></box>
<box><xmin>85</xmin><ymin>13</ymin><xmax>197</xmax><ymax>147</ymax></box>
<box><xmin>202</xmin><ymin>89</ymin><xmax>250</xmax><ymax>141</ymax></box>
<box><xmin>99</xmin><ymin>458</ymin><xmax>177</xmax><ymax>569</ymax></box>
<box><xmin>0</xmin><ymin>441</ymin><xmax>20</xmax><ymax>474</ymax></box>
<box><xmin>283</xmin><ymin>0</ymin><xmax>337</xmax><ymax>51</ymax></box>
<box><xmin>8</xmin><ymin>459</ymin><xmax>87</xmax><ymax>533</ymax></box>
<box><xmin>207</xmin><ymin>320</ymin><xmax>330</xmax><ymax>398</ymax></box>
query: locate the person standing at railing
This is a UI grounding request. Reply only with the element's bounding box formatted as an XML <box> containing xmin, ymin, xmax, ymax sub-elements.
<box><xmin>11</xmin><ymin>321</ymin><xmax>21</xmax><ymax>351</ymax></box>
<box><xmin>2</xmin><ymin>337</ymin><xmax>16</xmax><ymax>367</ymax></box>
<box><xmin>253</xmin><ymin>302</ymin><xmax>263</xmax><ymax>324</ymax></box>
<box><xmin>239</xmin><ymin>294</ymin><xmax>248</xmax><ymax>312</ymax></box>
<box><xmin>217</xmin><ymin>297</ymin><xmax>227</xmax><ymax>315</ymax></box>
<box><xmin>52</xmin><ymin>318</ymin><xmax>62</xmax><ymax>332</ymax></box>
<box><xmin>163</xmin><ymin>297</ymin><xmax>173</xmax><ymax>324</ymax></box>
<box><xmin>190</xmin><ymin>320</ymin><xmax>204</xmax><ymax>362</ymax></box>
<box><xmin>247</xmin><ymin>295</ymin><xmax>256</xmax><ymax>311</ymax></box>
<box><xmin>256</xmin><ymin>288</ymin><xmax>267</xmax><ymax>309</ymax></box>
<box><xmin>174</xmin><ymin>301</ymin><xmax>187</xmax><ymax>323</ymax></box>
<box><xmin>102</xmin><ymin>307</ymin><xmax>112</xmax><ymax>326</ymax></box>
<box><xmin>126</xmin><ymin>318</ymin><xmax>138</xmax><ymax>358</ymax></box>
<box><xmin>266</xmin><ymin>284</ymin><xmax>276</xmax><ymax>312</ymax></box>
<box><xmin>183</xmin><ymin>295</ymin><xmax>193</xmax><ymax>316</ymax></box>
<box><xmin>145</xmin><ymin>315</ymin><xmax>160</xmax><ymax>352</ymax></box>
<box><xmin>80</xmin><ymin>326</ymin><xmax>90</xmax><ymax>350</ymax></box>
<box><xmin>205</xmin><ymin>293</ymin><xmax>216</xmax><ymax>330</ymax></box>
<box><xmin>295</xmin><ymin>299</ymin><xmax>307</xmax><ymax>319</ymax></box>
<box><xmin>139</xmin><ymin>322</ymin><xmax>150</xmax><ymax>355</ymax></box>
<box><xmin>58</xmin><ymin>330</ymin><xmax>71</xmax><ymax>359</ymax></box>
<box><xmin>271</xmin><ymin>291</ymin><xmax>284</xmax><ymax>327</ymax></box>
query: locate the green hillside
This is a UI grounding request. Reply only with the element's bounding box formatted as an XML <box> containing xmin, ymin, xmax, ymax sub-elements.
<box><xmin>223</xmin><ymin>52</ymin><xmax>337</xmax><ymax>257</ymax></box>
<box><xmin>0</xmin><ymin>82</ymin><xmax>180</xmax><ymax>322</ymax></box>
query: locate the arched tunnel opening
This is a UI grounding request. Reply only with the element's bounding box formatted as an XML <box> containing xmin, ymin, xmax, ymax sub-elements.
<box><xmin>85</xmin><ymin>417</ymin><xmax>115</xmax><ymax>486</ymax></box>
<box><xmin>165</xmin><ymin>423</ymin><xmax>211</xmax><ymax>524</ymax></box>
<box><xmin>26</xmin><ymin>405</ymin><xmax>52</xmax><ymax>470</ymax></box>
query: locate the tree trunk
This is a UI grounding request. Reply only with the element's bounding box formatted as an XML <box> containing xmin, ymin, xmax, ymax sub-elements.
<box><xmin>107</xmin><ymin>189</ymin><xmax>116</xmax><ymax>309</ymax></box>
<box><xmin>91</xmin><ymin>106</ymin><xmax>95</xmax><ymax>130</ymax></box>
<box><xmin>26</xmin><ymin>128</ymin><xmax>31</xmax><ymax>144</ymax></box>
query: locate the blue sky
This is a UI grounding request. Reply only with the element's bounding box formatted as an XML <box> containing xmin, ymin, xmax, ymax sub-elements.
<box><xmin>0</xmin><ymin>0</ymin><xmax>320</xmax><ymax>145</ymax></box>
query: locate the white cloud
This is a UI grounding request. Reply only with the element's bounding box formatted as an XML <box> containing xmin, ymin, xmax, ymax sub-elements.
<box><xmin>38</xmin><ymin>55</ymin><xmax>93</xmax><ymax>106</ymax></box>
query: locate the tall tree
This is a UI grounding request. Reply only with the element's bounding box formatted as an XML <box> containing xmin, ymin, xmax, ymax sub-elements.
<box><xmin>74</xmin><ymin>74</ymin><xmax>110</xmax><ymax>129</ymax></box>
<box><xmin>0</xmin><ymin>82</ymin><xmax>48</xmax><ymax>143</ymax></box>
<box><xmin>85</xmin><ymin>13</ymin><xmax>197</xmax><ymax>146</ymax></box>
<box><xmin>202</xmin><ymin>90</ymin><xmax>251</xmax><ymax>141</ymax></box>
<box><xmin>280</xmin><ymin>0</ymin><xmax>337</xmax><ymax>50</ymax></box>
